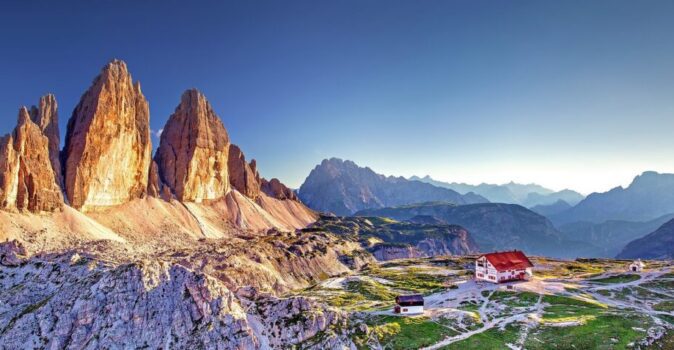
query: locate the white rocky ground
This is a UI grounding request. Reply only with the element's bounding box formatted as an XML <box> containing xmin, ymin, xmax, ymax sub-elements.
<box><xmin>0</xmin><ymin>232</ymin><xmax>371</xmax><ymax>349</ymax></box>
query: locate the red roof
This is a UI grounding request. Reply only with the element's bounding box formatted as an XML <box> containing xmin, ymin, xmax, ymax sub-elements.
<box><xmin>481</xmin><ymin>251</ymin><xmax>533</xmax><ymax>271</ymax></box>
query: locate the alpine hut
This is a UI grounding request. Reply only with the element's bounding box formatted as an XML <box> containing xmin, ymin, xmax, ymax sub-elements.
<box><xmin>475</xmin><ymin>250</ymin><xmax>533</xmax><ymax>283</ymax></box>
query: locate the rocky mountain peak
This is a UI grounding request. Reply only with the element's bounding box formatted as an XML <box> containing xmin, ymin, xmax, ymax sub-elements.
<box><xmin>0</xmin><ymin>104</ymin><xmax>64</xmax><ymax>212</ymax></box>
<box><xmin>154</xmin><ymin>89</ymin><xmax>230</xmax><ymax>202</ymax></box>
<box><xmin>261</xmin><ymin>178</ymin><xmax>298</xmax><ymax>201</ymax></box>
<box><xmin>228</xmin><ymin>144</ymin><xmax>261</xmax><ymax>199</ymax></box>
<box><xmin>63</xmin><ymin>59</ymin><xmax>152</xmax><ymax>210</ymax></box>
<box><xmin>28</xmin><ymin>94</ymin><xmax>60</xmax><ymax>182</ymax></box>
<box><xmin>629</xmin><ymin>171</ymin><xmax>673</xmax><ymax>189</ymax></box>
<box><xmin>299</xmin><ymin>158</ymin><xmax>486</xmax><ymax>215</ymax></box>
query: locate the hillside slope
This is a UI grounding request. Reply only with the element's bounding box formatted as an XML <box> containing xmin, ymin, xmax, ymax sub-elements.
<box><xmin>617</xmin><ymin>219</ymin><xmax>674</xmax><ymax>259</ymax></box>
<box><xmin>304</xmin><ymin>215</ymin><xmax>479</xmax><ymax>260</ymax></box>
<box><xmin>355</xmin><ymin>202</ymin><xmax>580</xmax><ymax>258</ymax></box>
<box><xmin>558</xmin><ymin>213</ymin><xmax>674</xmax><ymax>258</ymax></box>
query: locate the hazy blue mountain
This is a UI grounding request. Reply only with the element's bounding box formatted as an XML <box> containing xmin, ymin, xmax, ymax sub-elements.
<box><xmin>617</xmin><ymin>218</ymin><xmax>674</xmax><ymax>259</ymax></box>
<box><xmin>530</xmin><ymin>200</ymin><xmax>572</xmax><ymax>217</ymax></box>
<box><xmin>409</xmin><ymin>175</ymin><xmax>584</xmax><ymax>206</ymax></box>
<box><xmin>552</xmin><ymin>171</ymin><xmax>674</xmax><ymax>225</ymax></box>
<box><xmin>522</xmin><ymin>190</ymin><xmax>585</xmax><ymax>207</ymax></box>
<box><xmin>298</xmin><ymin>158</ymin><xmax>488</xmax><ymax>216</ymax></box>
<box><xmin>558</xmin><ymin>213</ymin><xmax>674</xmax><ymax>258</ymax></box>
<box><xmin>355</xmin><ymin>202</ymin><xmax>587</xmax><ymax>258</ymax></box>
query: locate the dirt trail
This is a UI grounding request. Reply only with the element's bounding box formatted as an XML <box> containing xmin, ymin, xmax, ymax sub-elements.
<box><xmin>419</xmin><ymin>269</ymin><xmax>673</xmax><ymax>349</ymax></box>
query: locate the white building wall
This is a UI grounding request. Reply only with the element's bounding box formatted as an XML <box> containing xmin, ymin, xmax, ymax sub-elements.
<box><xmin>399</xmin><ymin>305</ymin><xmax>424</xmax><ymax>314</ymax></box>
<box><xmin>496</xmin><ymin>269</ymin><xmax>527</xmax><ymax>282</ymax></box>
<box><xmin>475</xmin><ymin>257</ymin><xmax>498</xmax><ymax>283</ymax></box>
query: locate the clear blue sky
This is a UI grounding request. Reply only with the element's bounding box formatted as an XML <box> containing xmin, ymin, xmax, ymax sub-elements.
<box><xmin>1</xmin><ymin>0</ymin><xmax>673</xmax><ymax>194</ymax></box>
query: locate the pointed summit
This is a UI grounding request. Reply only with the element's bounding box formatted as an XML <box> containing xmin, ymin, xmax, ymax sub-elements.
<box><xmin>228</xmin><ymin>144</ymin><xmax>261</xmax><ymax>199</ymax></box>
<box><xmin>29</xmin><ymin>94</ymin><xmax>61</xmax><ymax>183</ymax></box>
<box><xmin>0</xmin><ymin>104</ymin><xmax>63</xmax><ymax>212</ymax></box>
<box><xmin>154</xmin><ymin>89</ymin><xmax>230</xmax><ymax>202</ymax></box>
<box><xmin>63</xmin><ymin>59</ymin><xmax>152</xmax><ymax>210</ymax></box>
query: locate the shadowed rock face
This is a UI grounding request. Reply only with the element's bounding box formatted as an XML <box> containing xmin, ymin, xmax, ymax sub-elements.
<box><xmin>298</xmin><ymin>158</ymin><xmax>488</xmax><ymax>215</ymax></box>
<box><xmin>618</xmin><ymin>219</ymin><xmax>674</xmax><ymax>259</ymax></box>
<box><xmin>228</xmin><ymin>144</ymin><xmax>261</xmax><ymax>199</ymax></box>
<box><xmin>356</xmin><ymin>202</ymin><xmax>574</xmax><ymax>258</ymax></box>
<box><xmin>305</xmin><ymin>215</ymin><xmax>479</xmax><ymax>260</ymax></box>
<box><xmin>0</xmin><ymin>107</ymin><xmax>63</xmax><ymax>212</ymax></box>
<box><xmin>262</xmin><ymin>178</ymin><xmax>298</xmax><ymax>201</ymax></box>
<box><xmin>154</xmin><ymin>89</ymin><xmax>230</xmax><ymax>202</ymax></box>
<box><xmin>63</xmin><ymin>59</ymin><xmax>152</xmax><ymax>210</ymax></box>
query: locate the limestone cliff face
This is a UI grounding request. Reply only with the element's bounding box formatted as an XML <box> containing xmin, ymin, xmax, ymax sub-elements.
<box><xmin>154</xmin><ymin>89</ymin><xmax>230</xmax><ymax>202</ymax></box>
<box><xmin>0</xmin><ymin>107</ymin><xmax>63</xmax><ymax>212</ymax></box>
<box><xmin>0</xmin><ymin>135</ymin><xmax>19</xmax><ymax>208</ymax></box>
<box><xmin>228</xmin><ymin>144</ymin><xmax>261</xmax><ymax>199</ymax></box>
<box><xmin>63</xmin><ymin>60</ymin><xmax>152</xmax><ymax>210</ymax></box>
<box><xmin>28</xmin><ymin>94</ymin><xmax>61</xmax><ymax>182</ymax></box>
<box><xmin>262</xmin><ymin>178</ymin><xmax>298</xmax><ymax>201</ymax></box>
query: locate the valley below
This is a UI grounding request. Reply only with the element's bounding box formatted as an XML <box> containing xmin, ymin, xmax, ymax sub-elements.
<box><xmin>2</xmin><ymin>218</ymin><xmax>673</xmax><ymax>349</ymax></box>
<box><xmin>294</xmin><ymin>256</ymin><xmax>674</xmax><ymax>349</ymax></box>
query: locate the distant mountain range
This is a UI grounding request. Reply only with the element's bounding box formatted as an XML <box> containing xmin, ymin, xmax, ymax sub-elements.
<box><xmin>558</xmin><ymin>214</ymin><xmax>674</xmax><ymax>258</ymax></box>
<box><xmin>297</xmin><ymin>159</ymin><xmax>674</xmax><ymax>260</ymax></box>
<box><xmin>298</xmin><ymin>158</ymin><xmax>488</xmax><ymax>215</ymax></box>
<box><xmin>355</xmin><ymin>202</ymin><xmax>585</xmax><ymax>258</ymax></box>
<box><xmin>530</xmin><ymin>200</ymin><xmax>572</xmax><ymax>217</ymax></box>
<box><xmin>618</xmin><ymin>218</ymin><xmax>674</xmax><ymax>259</ymax></box>
<box><xmin>551</xmin><ymin>171</ymin><xmax>674</xmax><ymax>225</ymax></box>
<box><xmin>409</xmin><ymin>175</ymin><xmax>584</xmax><ymax>207</ymax></box>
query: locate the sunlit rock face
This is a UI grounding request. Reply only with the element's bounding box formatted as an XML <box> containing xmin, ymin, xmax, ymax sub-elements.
<box><xmin>0</xmin><ymin>107</ymin><xmax>63</xmax><ymax>212</ymax></box>
<box><xmin>63</xmin><ymin>59</ymin><xmax>152</xmax><ymax>211</ymax></box>
<box><xmin>154</xmin><ymin>89</ymin><xmax>230</xmax><ymax>202</ymax></box>
<box><xmin>228</xmin><ymin>144</ymin><xmax>261</xmax><ymax>199</ymax></box>
<box><xmin>28</xmin><ymin>94</ymin><xmax>61</xmax><ymax>183</ymax></box>
<box><xmin>0</xmin><ymin>135</ymin><xmax>19</xmax><ymax>208</ymax></box>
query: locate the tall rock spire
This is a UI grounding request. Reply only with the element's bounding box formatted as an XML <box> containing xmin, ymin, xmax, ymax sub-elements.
<box><xmin>228</xmin><ymin>144</ymin><xmax>261</xmax><ymax>199</ymax></box>
<box><xmin>154</xmin><ymin>89</ymin><xmax>230</xmax><ymax>202</ymax></box>
<box><xmin>0</xmin><ymin>106</ymin><xmax>63</xmax><ymax>212</ymax></box>
<box><xmin>63</xmin><ymin>59</ymin><xmax>152</xmax><ymax>210</ymax></box>
<box><xmin>29</xmin><ymin>94</ymin><xmax>61</xmax><ymax>183</ymax></box>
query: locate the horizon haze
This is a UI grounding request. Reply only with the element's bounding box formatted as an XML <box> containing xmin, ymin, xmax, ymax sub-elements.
<box><xmin>2</xmin><ymin>0</ymin><xmax>674</xmax><ymax>194</ymax></box>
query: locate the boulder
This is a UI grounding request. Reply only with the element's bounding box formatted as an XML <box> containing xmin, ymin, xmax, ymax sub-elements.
<box><xmin>0</xmin><ymin>239</ymin><xmax>26</xmax><ymax>266</ymax></box>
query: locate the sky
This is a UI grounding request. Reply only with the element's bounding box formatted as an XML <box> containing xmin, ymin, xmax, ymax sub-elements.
<box><xmin>1</xmin><ymin>0</ymin><xmax>673</xmax><ymax>195</ymax></box>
